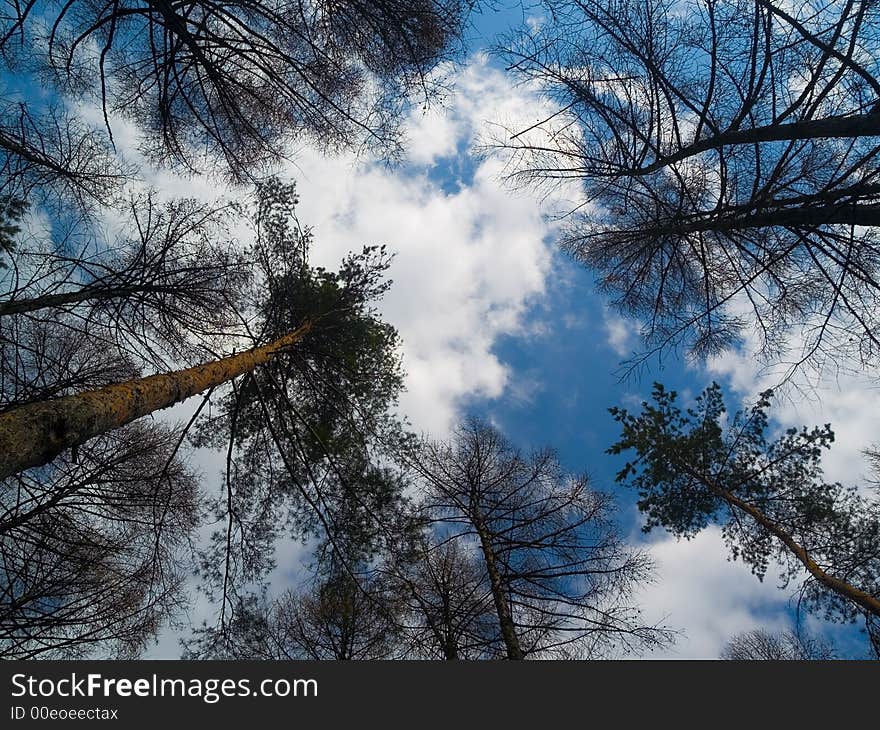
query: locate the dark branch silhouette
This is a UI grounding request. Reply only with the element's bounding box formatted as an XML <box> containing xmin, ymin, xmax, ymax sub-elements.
<box><xmin>496</xmin><ymin>0</ymin><xmax>880</xmax><ymax>375</ymax></box>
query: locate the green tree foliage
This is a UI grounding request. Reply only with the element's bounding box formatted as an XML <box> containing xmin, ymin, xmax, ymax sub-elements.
<box><xmin>610</xmin><ymin>383</ymin><xmax>880</xmax><ymax>654</ymax></box>
<box><xmin>190</xmin><ymin>180</ymin><xmax>410</xmax><ymax>626</ymax></box>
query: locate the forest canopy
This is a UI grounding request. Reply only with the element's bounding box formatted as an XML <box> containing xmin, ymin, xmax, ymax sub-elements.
<box><xmin>1</xmin><ymin>0</ymin><xmax>879</xmax><ymax>661</ymax></box>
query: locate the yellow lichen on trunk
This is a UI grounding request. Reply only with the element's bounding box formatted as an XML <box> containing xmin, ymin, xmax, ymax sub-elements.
<box><xmin>0</xmin><ymin>321</ymin><xmax>311</xmax><ymax>480</ymax></box>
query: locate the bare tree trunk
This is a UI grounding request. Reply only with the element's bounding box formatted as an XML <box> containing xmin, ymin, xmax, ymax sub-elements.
<box><xmin>628</xmin><ymin>113</ymin><xmax>880</xmax><ymax>177</ymax></box>
<box><xmin>0</xmin><ymin>321</ymin><xmax>311</xmax><ymax>479</ymax></box>
<box><xmin>443</xmin><ymin>639</ymin><xmax>459</xmax><ymax>660</ymax></box>
<box><xmin>648</xmin><ymin>202</ymin><xmax>880</xmax><ymax>235</ymax></box>
<box><xmin>438</xmin><ymin>592</ymin><xmax>458</xmax><ymax>660</ymax></box>
<box><xmin>474</xmin><ymin>522</ymin><xmax>523</xmax><ymax>660</ymax></box>
<box><xmin>0</xmin><ymin>286</ymin><xmax>165</xmax><ymax>316</ymax></box>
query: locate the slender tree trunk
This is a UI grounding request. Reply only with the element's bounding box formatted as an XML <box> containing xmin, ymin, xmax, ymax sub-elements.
<box><xmin>0</xmin><ymin>321</ymin><xmax>311</xmax><ymax>479</ymax></box>
<box><xmin>440</xmin><ymin>592</ymin><xmax>459</xmax><ymax>659</ymax></box>
<box><xmin>630</xmin><ymin>113</ymin><xmax>880</xmax><ymax>177</ymax></box>
<box><xmin>474</xmin><ymin>521</ymin><xmax>523</xmax><ymax>660</ymax></box>
<box><xmin>443</xmin><ymin>638</ymin><xmax>459</xmax><ymax>660</ymax></box>
<box><xmin>691</xmin><ymin>467</ymin><xmax>880</xmax><ymax>618</ymax></box>
<box><xmin>0</xmin><ymin>286</ymin><xmax>156</xmax><ymax>316</ymax></box>
<box><xmin>648</xmin><ymin>202</ymin><xmax>880</xmax><ymax>236</ymax></box>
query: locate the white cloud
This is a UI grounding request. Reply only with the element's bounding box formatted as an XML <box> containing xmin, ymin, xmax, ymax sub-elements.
<box><xmin>630</xmin><ymin>528</ymin><xmax>793</xmax><ymax>659</ymax></box>
<box><xmin>272</xmin><ymin>57</ymin><xmax>557</xmax><ymax>434</ymax></box>
<box><xmin>526</xmin><ymin>15</ymin><xmax>547</xmax><ymax>33</ymax></box>
<box><xmin>603</xmin><ymin>309</ymin><xmax>638</xmax><ymax>358</ymax></box>
<box><xmin>704</xmin><ymin>331</ymin><xmax>880</xmax><ymax>487</ymax></box>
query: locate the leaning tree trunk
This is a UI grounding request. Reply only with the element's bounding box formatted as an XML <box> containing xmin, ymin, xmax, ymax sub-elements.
<box><xmin>685</xmin><ymin>464</ymin><xmax>880</xmax><ymax>619</ymax></box>
<box><xmin>0</xmin><ymin>285</ymin><xmax>161</xmax><ymax>316</ymax></box>
<box><xmin>474</xmin><ymin>521</ymin><xmax>524</xmax><ymax>660</ymax></box>
<box><xmin>0</xmin><ymin>321</ymin><xmax>311</xmax><ymax>479</ymax></box>
<box><xmin>717</xmin><ymin>483</ymin><xmax>880</xmax><ymax>619</ymax></box>
<box><xmin>628</xmin><ymin>112</ymin><xmax>880</xmax><ymax>177</ymax></box>
<box><xmin>649</xmin><ymin>202</ymin><xmax>880</xmax><ymax>236</ymax></box>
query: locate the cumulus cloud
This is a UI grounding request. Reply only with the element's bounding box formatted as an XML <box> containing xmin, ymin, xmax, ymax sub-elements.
<box><xmin>704</xmin><ymin>329</ymin><xmax>880</xmax><ymax>487</ymax></box>
<box><xmin>629</xmin><ymin>528</ymin><xmax>793</xmax><ymax>659</ymax></box>
<box><xmin>603</xmin><ymin>309</ymin><xmax>639</xmax><ymax>358</ymax></box>
<box><xmin>274</xmin><ymin>57</ymin><xmax>557</xmax><ymax>434</ymax></box>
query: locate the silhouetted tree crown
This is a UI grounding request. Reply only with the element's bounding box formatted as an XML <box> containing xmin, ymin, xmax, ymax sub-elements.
<box><xmin>407</xmin><ymin>417</ymin><xmax>672</xmax><ymax>659</ymax></box>
<box><xmin>720</xmin><ymin>628</ymin><xmax>837</xmax><ymax>660</ymax></box>
<box><xmin>497</xmin><ymin>0</ymin><xmax>880</xmax><ymax>375</ymax></box>
<box><xmin>0</xmin><ymin>0</ymin><xmax>473</xmax><ymax>183</ymax></box>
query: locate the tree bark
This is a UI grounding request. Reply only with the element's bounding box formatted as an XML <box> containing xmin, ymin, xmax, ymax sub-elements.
<box><xmin>474</xmin><ymin>521</ymin><xmax>524</xmax><ymax>660</ymax></box>
<box><xmin>0</xmin><ymin>321</ymin><xmax>311</xmax><ymax>479</ymax></box>
<box><xmin>0</xmin><ymin>285</ymin><xmax>162</xmax><ymax>316</ymax></box>
<box><xmin>628</xmin><ymin>113</ymin><xmax>880</xmax><ymax>177</ymax></box>
<box><xmin>689</xmin><ymin>466</ymin><xmax>880</xmax><ymax>618</ymax></box>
